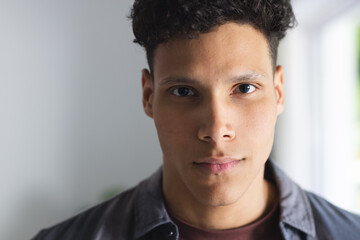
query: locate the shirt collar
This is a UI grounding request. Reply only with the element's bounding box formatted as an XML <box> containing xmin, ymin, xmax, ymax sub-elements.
<box><xmin>133</xmin><ymin>167</ymin><xmax>173</xmax><ymax>239</ymax></box>
<box><xmin>266</xmin><ymin>160</ymin><xmax>316</xmax><ymax>237</ymax></box>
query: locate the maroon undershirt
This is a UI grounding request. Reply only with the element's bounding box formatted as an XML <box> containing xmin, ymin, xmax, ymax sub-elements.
<box><xmin>170</xmin><ymin>200</ymin><xmax>283</xmax><ymax>240</ymax></box>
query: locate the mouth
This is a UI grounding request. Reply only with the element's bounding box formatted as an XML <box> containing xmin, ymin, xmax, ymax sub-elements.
<box><xmin>193</xmin><ymin>157</ymin><xmax>245</xmax><ymax>174</ymax></box>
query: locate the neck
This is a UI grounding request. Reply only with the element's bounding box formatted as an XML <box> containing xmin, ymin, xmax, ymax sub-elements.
<box><xmin>163</xmin><ymin>167</ymin><xmax>278</xmax><ymax>230</ymax></box>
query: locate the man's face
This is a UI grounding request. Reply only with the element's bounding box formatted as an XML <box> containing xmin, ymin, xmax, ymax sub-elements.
<box><xmin>142</xmin><ymin>23</ymin><xmax>284</xmax><ymax>207</ymax></box>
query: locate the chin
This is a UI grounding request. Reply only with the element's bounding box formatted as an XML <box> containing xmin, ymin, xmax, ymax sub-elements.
<box><xmin>194</xmin><ymin>183</ymin><xmax>243</xmax><ymax>207</ymax></box>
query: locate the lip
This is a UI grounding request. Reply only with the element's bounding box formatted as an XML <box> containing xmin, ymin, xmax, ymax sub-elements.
<box><xmin>193</xmin><ymin>157</ymin><xmax>244</xmax><ymax>174</ymax></box>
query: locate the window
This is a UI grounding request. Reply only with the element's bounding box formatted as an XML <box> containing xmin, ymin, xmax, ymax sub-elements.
<box><xmin>274</xmin><ymin>1</ymin><xmax>360</xmax><ymax>214</ymax></box>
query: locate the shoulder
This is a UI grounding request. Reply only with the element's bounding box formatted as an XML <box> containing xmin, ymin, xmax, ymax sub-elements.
<box><xmin>32</xmin><ymin>186</ymin><xmax>138</xmax><ymax>240</ymax></box>
<box><xmin>267</xmin><ymin>161</ymin><xmax>360</xmax><ymax>239</ymax></box>
<box><xmin>305</xmin><ymin>191</ymin><xmax>360</xmax><ymax>239</ymax></box>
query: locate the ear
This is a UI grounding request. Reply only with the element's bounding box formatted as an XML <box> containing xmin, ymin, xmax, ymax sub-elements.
<box><xmin>274</xmin><ymin>65</ymin><xmax>284</xmax><ymax>115</ymax></box>
<box><xmin>142</xmin><ymin>69</ymin><xmax>154</xmax><ymax>118</ymax></box>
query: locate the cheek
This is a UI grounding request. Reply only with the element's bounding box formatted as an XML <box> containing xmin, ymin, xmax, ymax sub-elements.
<box><xmin>237</xmin><ymin>100</ymin><xmax>277</xmax><ymax>152</ymax></box>
<box><xmin>154</xmin><ymin>111</ymin><xmax>187</xmax><ymax>136</ymax></box>
<box><xmin>153</xmin><ymin>108</ymin><xmax>194</xmax><ymax>153</ymax></box>
<box><xmin>250</xmin><ymin>107</ymin><xmax>276</xmax><ymax>135</ymax></box>
<box><xmin>153</xmin><ymin>95</ymin><xmax>199</xmax><ymax>138</ymax></box>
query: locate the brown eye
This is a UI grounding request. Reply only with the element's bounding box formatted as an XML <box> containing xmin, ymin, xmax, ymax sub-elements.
<box><xmin>172</xmin><ymin>87</ymin><xmax>195</xmax><ymax>97</ymax></box>
<box><xmin>236</xmin><ymin>84</ymin><xmax>256</xmax><ymax>94</ymax></box>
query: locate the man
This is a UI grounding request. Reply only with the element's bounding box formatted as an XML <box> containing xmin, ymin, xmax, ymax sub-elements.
<box><xmin>33</xmin><ymin>0</ymin><xmax>360</xmax><ymax>239</ymax></box>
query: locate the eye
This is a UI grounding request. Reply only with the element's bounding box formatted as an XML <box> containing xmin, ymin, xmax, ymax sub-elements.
<box><xmin>235</xmin><ymin>84</ymin><xmax>256</xmax><ymax>94</ymax></box>
<box><xmin>171</xmin><ymin>87</ymin><xmax>195</xmax><ymax>97</ymax></box>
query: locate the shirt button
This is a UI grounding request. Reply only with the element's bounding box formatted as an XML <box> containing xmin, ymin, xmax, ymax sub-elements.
<box><xmin>159</xmin><ymin>223</ymin><xmax>177</xmax><ymax>239</ymax></box>
<box><xmin>167</xmin><ymin>230</ymin><xmax>174</xmax><ymax>239</ymax></box>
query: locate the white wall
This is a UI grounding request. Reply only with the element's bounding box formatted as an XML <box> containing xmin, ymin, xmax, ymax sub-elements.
<box><xmin>0</xmin><ymin>1</ymin><xmax>162</xmax><ymax>239</ymax></box>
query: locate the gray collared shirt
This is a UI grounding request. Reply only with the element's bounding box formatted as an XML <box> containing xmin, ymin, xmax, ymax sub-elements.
<box><xmin>33</xmin><ymin>160</ymin><xmax>360</xmax><ymax>240</ymax></box>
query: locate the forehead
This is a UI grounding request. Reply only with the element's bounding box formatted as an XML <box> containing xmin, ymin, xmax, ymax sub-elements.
<box><xmin>153</xmin><ymin>23</ymin><xmax>273</xmax><ymax>82</ymax></box>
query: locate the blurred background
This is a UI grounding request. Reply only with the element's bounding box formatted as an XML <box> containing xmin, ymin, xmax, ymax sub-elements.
<box><xmin>0</xmin><ymin>0</ymin><xmax>360</xmax><ymax>239</ymax></box>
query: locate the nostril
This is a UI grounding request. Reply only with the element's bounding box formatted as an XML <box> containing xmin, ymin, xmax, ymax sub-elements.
<box><xmin>198</xmin><ymin>126</ymin><xmax>235</xmax><ymax>142</ymax></box>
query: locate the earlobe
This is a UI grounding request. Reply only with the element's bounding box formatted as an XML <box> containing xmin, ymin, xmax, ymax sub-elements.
<box><xmin>142</xmin><ymin>69</ymin><xmax>154</xmax><ymax>118</ymax></box>
<box><xmin>274</xmin><ymin>65</ymin><xmax>284</xmax><ymax>115</ymax></box>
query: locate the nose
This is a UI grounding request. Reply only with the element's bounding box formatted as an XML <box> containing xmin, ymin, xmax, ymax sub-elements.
<box><xmin>197</xmin><ymin>99</ymin><xmax>236</xmax><ymax>143</ymax></box>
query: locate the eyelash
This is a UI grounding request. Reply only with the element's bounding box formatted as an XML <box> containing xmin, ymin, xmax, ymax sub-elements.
<box><xmin>233</xmin><ymin>84</ymin><xmax>257</xmax><ymax>94</ymax></box>
<box><xmin>170</xmin><ymin>86</ymin><xmax>197</xmax><ymax>97</ymax></box>
<box><xmin>169</xmin><ymin>83</ymin><xmax>257</xmax><ymax>97</ymax></box>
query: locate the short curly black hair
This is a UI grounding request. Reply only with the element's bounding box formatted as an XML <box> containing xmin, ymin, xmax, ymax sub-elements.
<box><xmin>130</xmin><ymin>0</ymin><xmax>296</xmax><ymax>73</ymax></box>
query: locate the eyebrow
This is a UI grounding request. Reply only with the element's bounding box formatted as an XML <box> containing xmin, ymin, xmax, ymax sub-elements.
<box><xmin>227</xmin><ymin>72</ymin><xmax>266</xmax><ymax>83</ymax></box>
<box><xmin>159</xmin><ymin>71</ymin><xmax>265</xmax><ymax>86</ymax></box>
<box><xmin>159</xmin><ymin>77</ymin><xmax>197</xmax><ymax>86</ymax></box>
